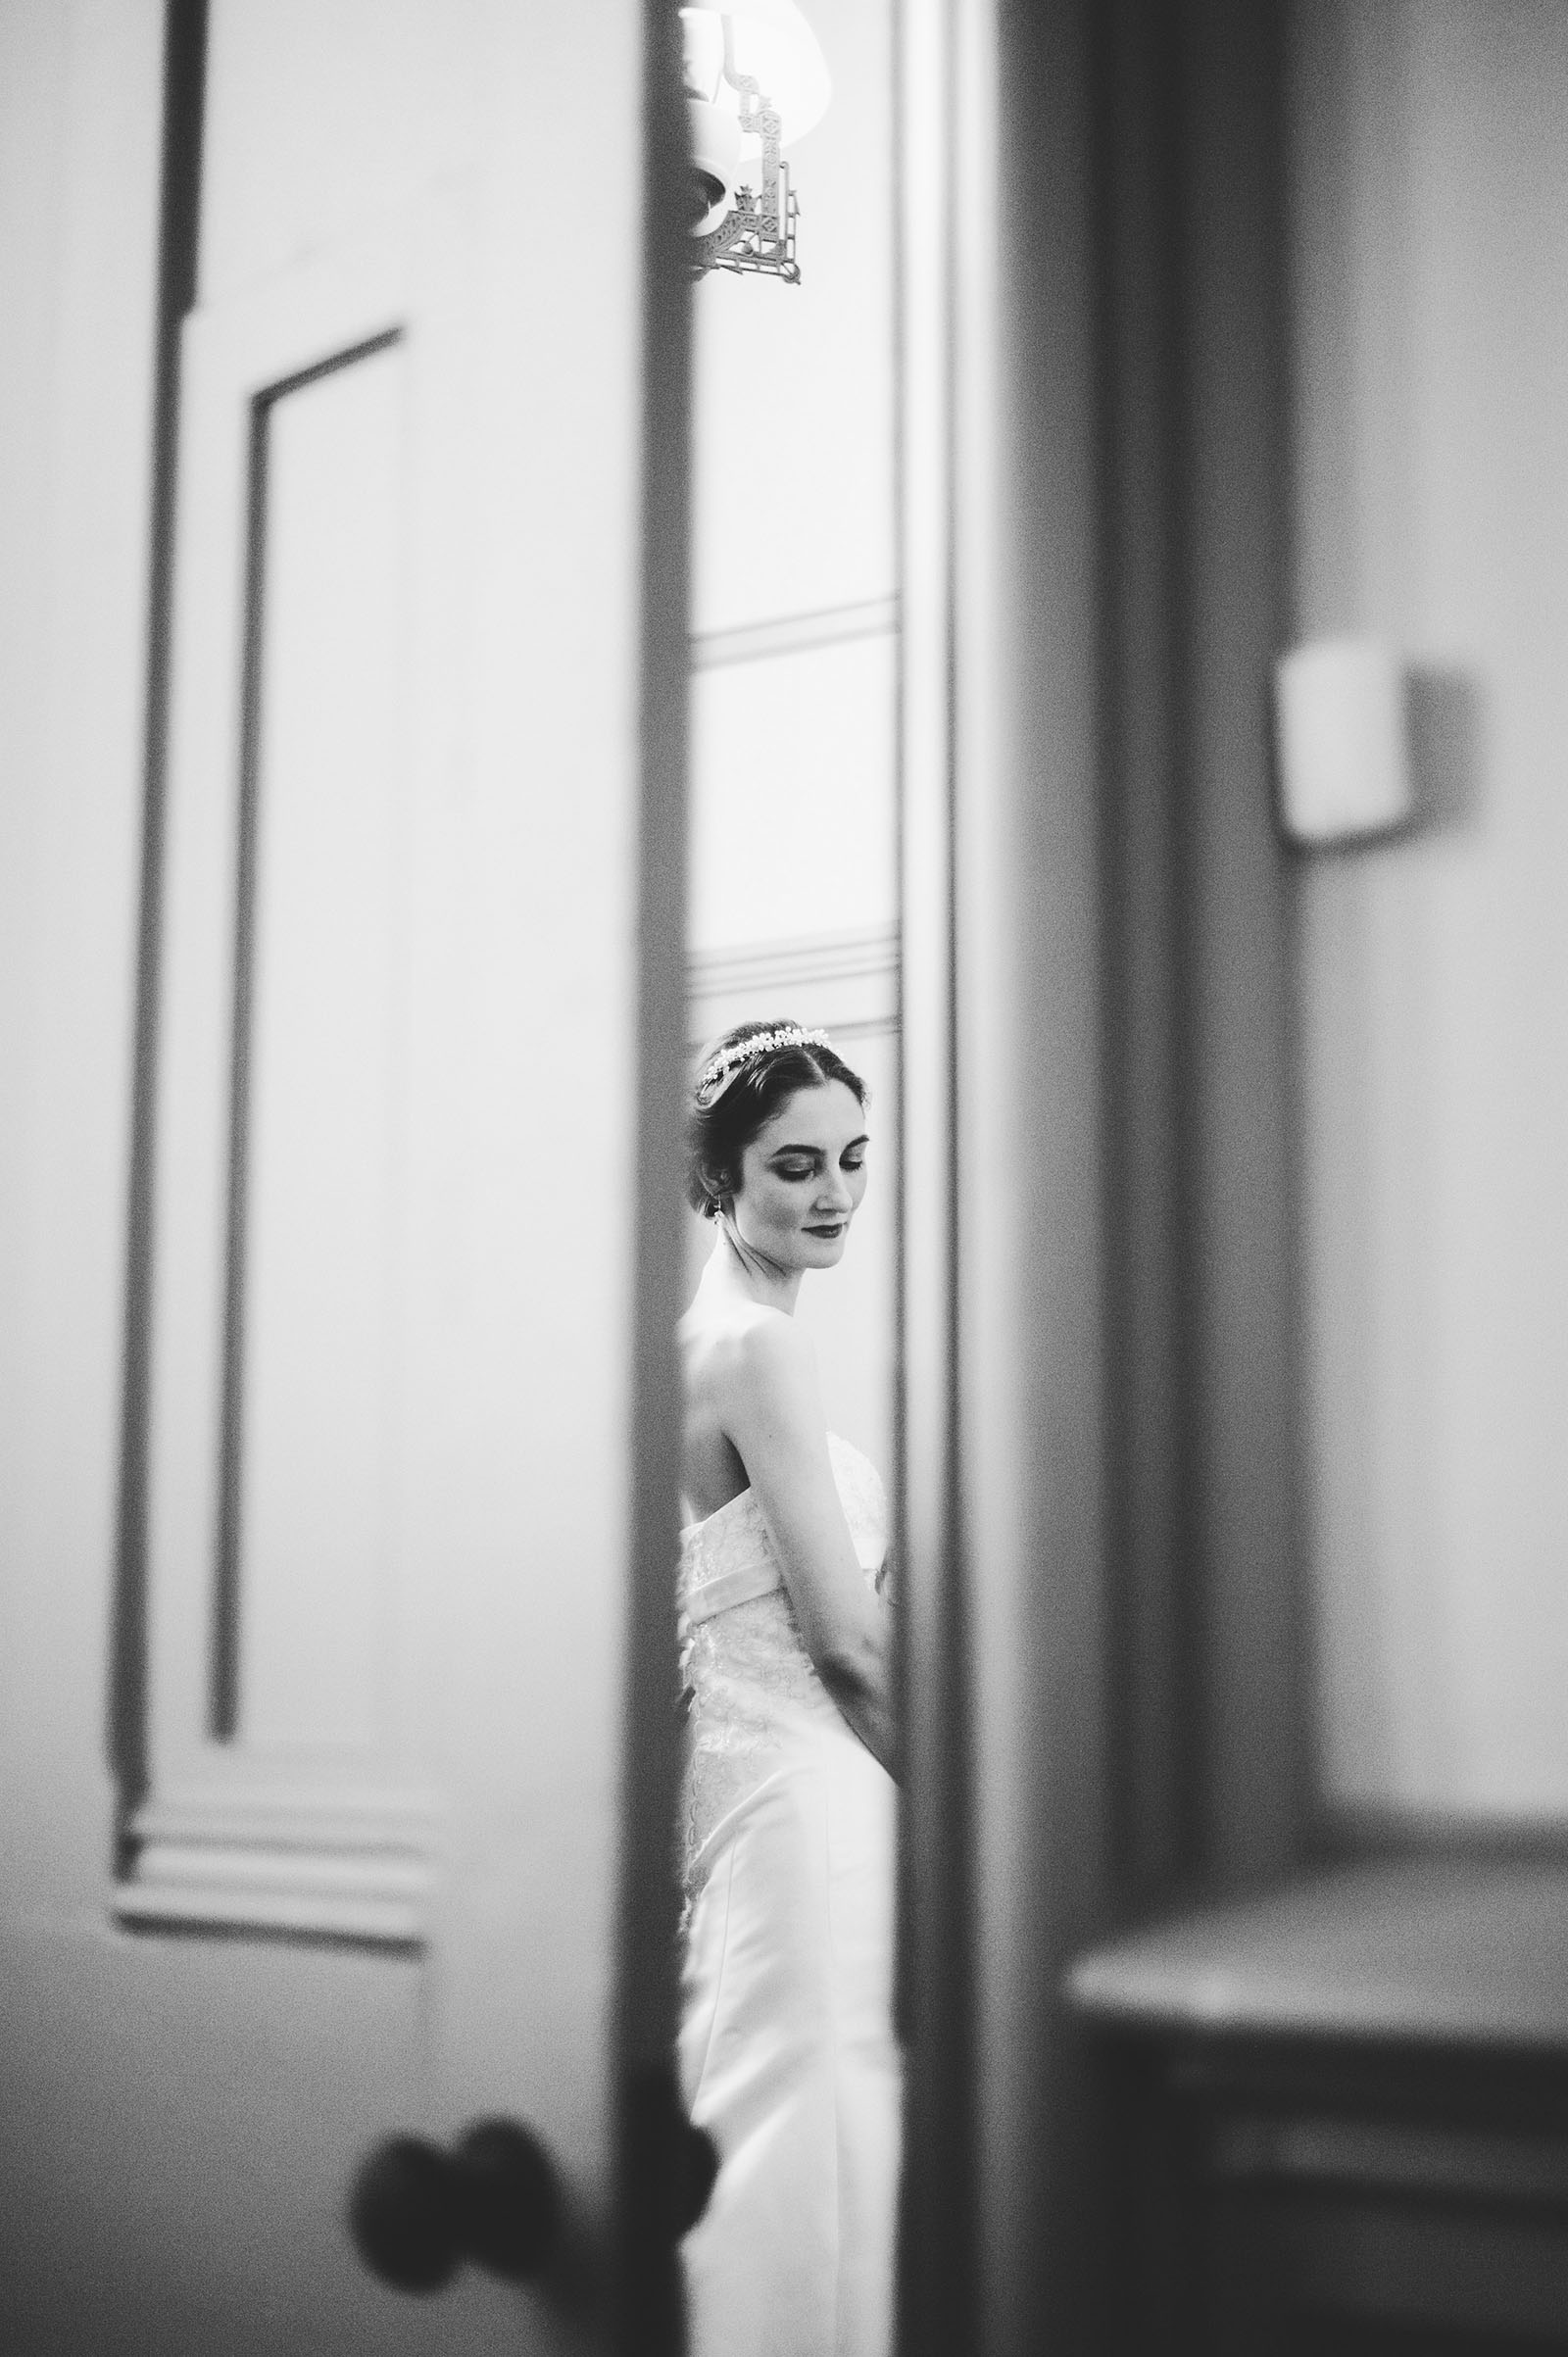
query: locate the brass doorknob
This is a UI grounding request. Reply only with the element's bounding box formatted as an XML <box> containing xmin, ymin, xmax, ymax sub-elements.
<box><xmin>349</xmin><ymin>2118</ymin><xmax>561</xmax><ymax>2294</ymax></box>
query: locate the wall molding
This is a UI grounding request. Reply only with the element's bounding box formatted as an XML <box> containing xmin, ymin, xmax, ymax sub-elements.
<box><xmin>689</xmin><ymin>594</ymin><xmax>898</xmax><ymax>672</ymax></box>
<box><xmin>687</xmin><ymin>922</ymin><xmax>900</xmax><ymax>1043</ymax></box>
<box><xmin>116</xmin><ymin>1784</ymin><xmax>436</xmax><ymax>1943</ymax></box>
<box><xmin>129</xmin><ymin>222</ymin><xmax>440</xmax><ymax>1950</ymax></box>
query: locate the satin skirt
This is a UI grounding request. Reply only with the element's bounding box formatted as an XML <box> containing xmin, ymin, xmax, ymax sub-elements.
<box><xmin>678</xmin><ymin>1724</ymin><xmax>901</xmax><ymax>2357</ymax></box>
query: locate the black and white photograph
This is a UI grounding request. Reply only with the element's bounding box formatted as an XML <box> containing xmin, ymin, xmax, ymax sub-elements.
<box><xmin>4</xmin><ymin>2</ymin><xmax>1568</xmax><ymax>2351</ymax></box>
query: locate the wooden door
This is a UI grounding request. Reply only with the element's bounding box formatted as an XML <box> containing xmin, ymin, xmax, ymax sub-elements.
<box><xmin>0</xmin><ymin>4</ymin><xmax>687</xmax><ymax>2352</ymax></box>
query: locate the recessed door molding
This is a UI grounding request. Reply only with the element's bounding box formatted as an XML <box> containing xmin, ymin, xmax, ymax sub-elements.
<box><xmin>121</xmin><ymin>218</ymin><xmax>458</xmax><ymax>1943</ymax></box>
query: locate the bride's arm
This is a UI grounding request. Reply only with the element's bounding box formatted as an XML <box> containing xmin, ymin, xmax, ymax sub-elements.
<box><xmin>720</xmin><ymin>1313</ymin><xmax>897</xmax><ymax>1778</ymax></box>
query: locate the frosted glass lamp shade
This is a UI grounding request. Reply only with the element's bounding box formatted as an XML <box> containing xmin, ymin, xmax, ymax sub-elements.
<box><xmin>1274</xmin><ymin>637</ymin><xmax>1413</xmax><ymax>845</ymax></box>
<box><xmin>688</xmin><ymin>97</ymin><xmax>743</xmax><ymax>221</ymax></box>
<box><xmin>680</xmin><ymin>1</ymin><xmax>832</xmax><ymax>151</ymax></box>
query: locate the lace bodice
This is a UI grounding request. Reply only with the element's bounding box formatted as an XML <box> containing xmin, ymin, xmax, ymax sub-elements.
<box><xmin>678</xmin><ymin>1434</ymin><xmax>889</xmax><ymax>1896</ymax></box>
<box><xmin>679</xmin><ymin>1432</ymin><xmax>887</xmax><ymax>1615</ymax></box>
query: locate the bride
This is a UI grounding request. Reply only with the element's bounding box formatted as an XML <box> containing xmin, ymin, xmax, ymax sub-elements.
<box><xmin>676</xmin><ymin>1018</ymin><xmax>901</xmax><ymax>2357</ymax></box>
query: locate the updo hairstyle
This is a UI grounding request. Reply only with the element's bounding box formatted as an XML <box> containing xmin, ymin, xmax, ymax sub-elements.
<box><xmin>687</xmin><ymin>1018</ymin><xmax>868</xmax><ymax>1220</ymax></box>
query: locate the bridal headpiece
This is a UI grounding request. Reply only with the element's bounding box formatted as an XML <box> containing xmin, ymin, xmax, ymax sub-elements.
<box><xmin>694</xmin><ymin>1025</ymin><xmax>835</xmax><ymax>1109</ymax></box>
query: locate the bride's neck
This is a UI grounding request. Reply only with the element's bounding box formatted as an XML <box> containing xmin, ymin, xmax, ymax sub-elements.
<box><xmin>710</xmin><ymin>1218</ymin><xmax>802</xmax><ymax>1314</ymax></box>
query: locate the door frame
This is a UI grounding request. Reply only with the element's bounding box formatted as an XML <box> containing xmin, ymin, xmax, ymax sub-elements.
<box><xmin>894</xmin><ymin>4</ymin><xmax>1307</xmax><ymax>2349</ymax></box>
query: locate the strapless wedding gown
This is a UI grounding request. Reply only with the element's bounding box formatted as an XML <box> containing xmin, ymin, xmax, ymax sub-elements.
<box><xmin>677</xmin><ymin>1434</ymin><xmax>901</xmax><ymax>2357</ymax></box>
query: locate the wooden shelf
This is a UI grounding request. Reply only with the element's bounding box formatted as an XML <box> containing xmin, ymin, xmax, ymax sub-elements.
<box><xmin>1066</xmin><ymin>1856</ymin><xmax>1568</xmax><ymax>2351</ymax></box>
<box><xmin>1068</xmin><ymin>1853</ymin><xmax>1568</xmax><ymax>2054</ymax></box>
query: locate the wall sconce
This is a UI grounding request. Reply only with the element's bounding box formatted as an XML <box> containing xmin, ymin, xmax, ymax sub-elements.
<box><xmin>683</xmin><ymin>1</ymin><xmax>830</xmax><ymax>284</ymax></box>
<box><xmin>1274</xmin><ymin>638</ymin><xmax>1414</xmax><ymax>846</ymax></box>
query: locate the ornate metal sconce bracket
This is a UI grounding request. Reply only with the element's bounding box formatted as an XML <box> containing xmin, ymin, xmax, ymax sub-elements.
<box><xmin>690</xmin><ymin>73</ymin><xmax>801</xmax><ymax>284</ymax></box>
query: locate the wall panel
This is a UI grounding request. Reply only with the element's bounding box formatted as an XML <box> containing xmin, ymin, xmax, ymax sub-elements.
<box><xmin>1289</xmin><ymin>0</ymin><xmax>1568</xmax><ymax>1820</ymax></box>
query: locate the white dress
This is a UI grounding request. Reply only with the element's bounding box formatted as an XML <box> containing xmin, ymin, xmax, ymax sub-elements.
<box><xmin>677</xmin><ymin>1434</ymin><xmax>901</xmax><ymax>2357</ymax></box>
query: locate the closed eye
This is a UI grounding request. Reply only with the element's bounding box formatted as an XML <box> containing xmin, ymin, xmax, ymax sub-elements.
<box><xmin>767</xmin><ymin>1133</ymin><xmax>870</xmax><ymax>1182</ymax></box>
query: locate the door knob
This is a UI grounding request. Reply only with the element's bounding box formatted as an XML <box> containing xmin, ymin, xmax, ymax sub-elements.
<box><xmin>625</xmin><ymin>2063</ymin><xmax>719</xmax><ymax>2239</ymax></box>
<box><xmin>349</xmin><ymin>2118</ymin><xmax>562</xmax><ymax>2293</ymax></box>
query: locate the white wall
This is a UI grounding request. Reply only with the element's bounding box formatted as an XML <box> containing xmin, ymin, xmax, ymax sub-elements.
<box><xmin>686</xmin><ymin>0</ymin><xmax>898</xmax><ymax>1473</ymax></box>
<box><xmin>1290</xmin><ymin>0</ymin><xmax>1568</xmax><ymax>1816</ymax></box>
<box><xmin>688</xmin><ymin>0</ymin><xmax>895</xmax><ymax>641</ymax></box>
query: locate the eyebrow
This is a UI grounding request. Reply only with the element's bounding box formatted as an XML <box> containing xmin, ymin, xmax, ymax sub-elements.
<box><xmin>768</xmin><ymin>1134</ymin><xmax>871</xmax><ymax>1155</ymax></box>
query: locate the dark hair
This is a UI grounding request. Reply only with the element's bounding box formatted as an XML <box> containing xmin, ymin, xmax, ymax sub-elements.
<box><xmin>687</xmin><ymin>1018</ymin><xmax>868</xmax><ymax>1219</ymax></box>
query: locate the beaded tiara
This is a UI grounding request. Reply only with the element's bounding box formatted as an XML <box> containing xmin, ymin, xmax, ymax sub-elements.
<box><xmin>693</xmin><ymin>1024</ymin><xmax>834</xmax><ymax>1110</ymax></box>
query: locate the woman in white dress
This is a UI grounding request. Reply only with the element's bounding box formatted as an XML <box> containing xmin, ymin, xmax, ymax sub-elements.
<box><xmin>677</xmin><ymin>1019</ymin><xmax>901</xmax><ymax>2357</ymax></box>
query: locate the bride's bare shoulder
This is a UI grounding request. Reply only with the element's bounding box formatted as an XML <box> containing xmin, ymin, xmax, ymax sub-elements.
<box><xmin>679</xmin><ymin>1297</ymin><xmax>815</xmax><ymax>1409</ymax></box>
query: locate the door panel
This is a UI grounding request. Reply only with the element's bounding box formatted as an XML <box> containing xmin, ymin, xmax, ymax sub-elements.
<box><xmin>129</xmin><ymin>213</ymin><xmax>447</xmax><ymax>1940</ymax></box>
<box><xmin>0</xmin><ymin>2</ymin><xmax>672</xmax><ymax>2350</ymax></box>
